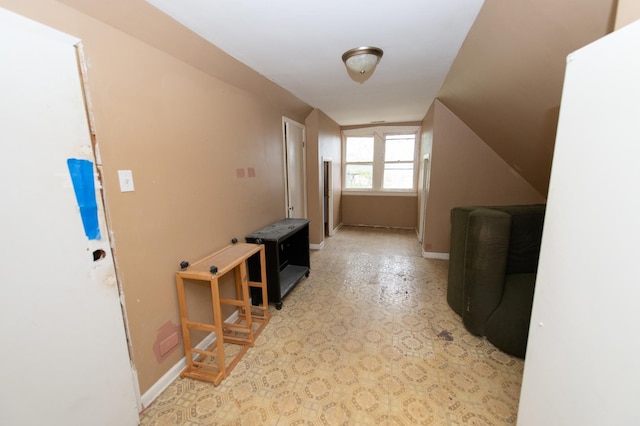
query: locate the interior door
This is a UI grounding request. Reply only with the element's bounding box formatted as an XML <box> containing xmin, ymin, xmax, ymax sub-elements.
<box><xmin>0</xmin><ymin>9</ymin><xmax>139</xmax><ymax>425</ymax></box>
<box><xmin>283</xmin><ymin>118</ymin><xmax>307</xmax><ymax>218</ymax></box>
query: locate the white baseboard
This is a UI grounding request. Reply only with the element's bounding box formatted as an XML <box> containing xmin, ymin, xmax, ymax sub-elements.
<box><xmin>310</xmin><ymin>223</ymin><xmax>344</xmax><ymax>249</ymax></box>
<box><xmin>309</xmin><ymin>241</ymin><xmax>325</xmax><ymax>250</ymax></box>
<box><xmin>132</xmin><ymin>365</ymin><xmax>142</xmax><ymax>413</ymax></box>
<box><xmin>422</xmin><ymin>250</ymin><xmax>449</xmax><ymax>260</ymax></box>
<box><xmin>345</xmin><ymin>223</ymin><xmax>414</xmax><ymax>230</ymax></box>
<box><xmin>140</xmin><ymin>310</ymin><xmax>240</xmax><ymax>410</ymax></box>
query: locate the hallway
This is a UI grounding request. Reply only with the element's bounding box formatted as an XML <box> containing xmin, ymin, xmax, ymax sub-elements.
<box><xmin>141</xmin><ymin>226</ymin><xmax>523</xmax><ymax>425</ymax></box>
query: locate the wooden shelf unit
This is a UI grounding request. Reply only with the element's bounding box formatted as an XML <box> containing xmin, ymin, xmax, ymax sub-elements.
<box><xmin>175</xmin><ymin>243</ymin><xmax>270</xmax><ymax>385</ymax></box>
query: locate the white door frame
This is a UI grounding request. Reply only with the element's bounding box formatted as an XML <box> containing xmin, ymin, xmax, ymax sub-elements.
<box><xmin>282</xmin><ymin>116</ymin><xmax>307</xmax><ymax>218</ymax></box>
<box><xmin>418</xmin><ymin>154</ymin><xmax>430</xmax><ymax>243</ymax></box>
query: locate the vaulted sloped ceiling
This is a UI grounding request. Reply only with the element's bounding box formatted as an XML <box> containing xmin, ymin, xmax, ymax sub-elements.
<box><xmin>438</xmin><ymin>0</ymin><xmax>617</xmax><ymax>195</ymax></box>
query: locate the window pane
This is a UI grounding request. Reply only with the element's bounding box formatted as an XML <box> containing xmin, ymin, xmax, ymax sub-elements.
<box><xmin>383</xmin><ymin>162</ymin><xmax>414</xmax><ymax>189</ymax></box>
<box><xmin>345</xmin><ymin>164</ymin><xmax>373</xmax><ymax>189</ymax></box>
<box><xmin>385</xmin><ymin>135</ymin><xmax>415</xmax><ymax>162</ymax></box>
<box><xmin>346</xmin><ymin>137</ymin><xmax>374</xmax><ymax>162</ymax></box>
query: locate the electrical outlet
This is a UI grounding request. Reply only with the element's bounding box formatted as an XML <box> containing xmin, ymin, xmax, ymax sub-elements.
<box><xmin>118</xmin><ymin>170</ymin><xmax>135</xmax><ymax>192</ymax></box>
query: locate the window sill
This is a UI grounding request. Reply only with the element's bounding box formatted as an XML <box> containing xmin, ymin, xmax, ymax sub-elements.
<box><xmin>341</xmin><ymin>191</ymin><xmax>417</xmax><ymax>197</ymax></box>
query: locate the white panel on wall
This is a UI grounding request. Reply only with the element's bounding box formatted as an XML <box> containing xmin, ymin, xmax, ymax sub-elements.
<box><xmin>0</xmin><ymin>7</ymin><xmax>139</xmax><ymax>425</ymax></box>
<box><xmin>518</xmin><ymin>20</ymin><xmax>640</xmax><ymax>426</ymax></box>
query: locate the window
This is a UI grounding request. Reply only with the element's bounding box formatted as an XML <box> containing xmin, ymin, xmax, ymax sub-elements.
<box><xmin>343</xmin><ymin>126</ymin><xmax>419</xmax><ymax>192</ymax></box>
<box><xmin>345</xmin><ymin>136</ymin><xmax>373</xmax><ymax>189</ymax></box>
<box><xmin>383</xmin><ymin>134</ymin><xmax>415</xmax><ymax>189</ymax></box>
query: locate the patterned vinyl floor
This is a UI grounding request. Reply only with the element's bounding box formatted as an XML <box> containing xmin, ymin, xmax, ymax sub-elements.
<box><xmin>140</xmin><ymin>226</ymin><xmax>523</xmax><ymax>425</ymax></box>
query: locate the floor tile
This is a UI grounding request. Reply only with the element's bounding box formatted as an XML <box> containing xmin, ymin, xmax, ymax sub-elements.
<box><xmin>140</xmin><ymin>226</ymin><xmax>523</xmax><ymax>425</ymax></box>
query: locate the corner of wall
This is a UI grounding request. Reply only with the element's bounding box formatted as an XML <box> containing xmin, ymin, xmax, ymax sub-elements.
<box><xmin>422</xmin><ymin>101</ymin><xmax>547</xmax><ymax>254</ymax></box>
<box><xmin>614</xmin><ymin>0</ymin><xmax>640</xmax><ymax>30</ymax></box>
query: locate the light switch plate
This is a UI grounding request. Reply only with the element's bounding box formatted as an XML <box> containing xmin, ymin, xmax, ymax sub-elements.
<box><xmin>118</xmin><ymin>170</ymin><xmax>135</xmax><ymax>192</ymax></box>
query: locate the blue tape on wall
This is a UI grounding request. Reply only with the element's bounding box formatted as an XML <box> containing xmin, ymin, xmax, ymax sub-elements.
<box><xmin>67</xmin><ymin>158</ymin><xmax>101</xmax><ymax>240</ymax></box>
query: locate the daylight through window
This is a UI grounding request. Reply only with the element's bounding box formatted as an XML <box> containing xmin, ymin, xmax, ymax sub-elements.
<box><xmin>383</xmin><ymin>134</ymin><xmax>415</xmax><ymax>189</ymax></box>
<box><xmin>343</xmin><ymin>128</ymin><xmax>418</xmax><ymax>192</ymax></box>
<box><xmin>345</xmin><ymin>136</ymin><xmax>374</xmax><ymax>189</ymax></box>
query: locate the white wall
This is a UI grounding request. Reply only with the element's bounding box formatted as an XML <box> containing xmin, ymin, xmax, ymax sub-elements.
<box><xmin>517</xmin><ymin>20</ymin><xmax>640</xmax><ymax>425</ymax></box>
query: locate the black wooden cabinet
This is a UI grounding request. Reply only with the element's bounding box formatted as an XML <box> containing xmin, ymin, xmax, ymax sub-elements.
<box><xmin>245</xmin><ymin>218</ymin><xmax>310</xmax><ymax>309</ymax></box>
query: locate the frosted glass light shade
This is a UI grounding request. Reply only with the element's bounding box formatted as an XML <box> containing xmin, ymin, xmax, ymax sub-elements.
<box><xmin>342</xmin><ymin>47</ymin><xmax>383</xmax><ymax>82</ymax></box>
<box><xmin>345</xmin><ymin>52</ymin><xmax>379</xmax><ymax>74</ymax></box>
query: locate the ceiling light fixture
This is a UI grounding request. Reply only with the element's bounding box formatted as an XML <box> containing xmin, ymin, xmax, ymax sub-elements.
<box><xmin>342</xmin><ymin>46</ymin><xmax>383</xmax><ymax>83</ymax></box>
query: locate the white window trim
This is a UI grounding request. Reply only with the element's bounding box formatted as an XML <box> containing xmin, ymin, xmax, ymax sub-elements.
<box><xmin>343</xmin><ymin>125</ymin><xmax>421</xmax><ymax>194</ymax></box>
<box><xmin>342</xmin><ymin>191</ymin><xmax>418</xmax><ymax>197</ymax></box>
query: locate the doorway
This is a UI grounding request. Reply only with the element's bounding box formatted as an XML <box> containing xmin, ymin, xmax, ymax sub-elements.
<box><xmin>282</xmin><ymin>117</ymin><xmax>307</xmax><ymax>219</ymax></box>
<box><xmin>323</xmin><ymin>157</ymin><xmax>334</xmax><ymax>236</ymax></box>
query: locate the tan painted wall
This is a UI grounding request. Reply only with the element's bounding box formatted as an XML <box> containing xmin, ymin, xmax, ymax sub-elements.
<box><xmin>322</xmin><ymin>116</ymin><xmax>344</xmax><ymax>237</ymax></box>
<box><xmin>340</xmin><ymin>124</ymin><xmax>422</xmax><ymax>230</ymax></box>
<box><xmin>53</xmin><ymin>0</ymin><xmax>311</xmax><ymax>121</ymax></box>
<box><xmin>0</xmin><ymin>0</ymin><xmax>311</xmax><ymax>395</ymax></box>
<box><xmin>342</xmin><ymin>195</ymin><xmax>417</xmax><ymax>229</ymax></box>
<box><xmin>305</xmin><ymin>109</ymin><xmax>342</xmax><ymax>246</ymax></box>
<box><xmin>615</xmin><ymin>0</ymin><xmax>640</xmax><ymax>29</ymax></box>
<box><xmin>438</xmin><ymin>0</ymin><xmax>615</xmax><ymax>195</ymax></box>
<box><xmin>422</xmin><ymin>100</ymin><xmax>546</xmax><ymax>255</ymax></box>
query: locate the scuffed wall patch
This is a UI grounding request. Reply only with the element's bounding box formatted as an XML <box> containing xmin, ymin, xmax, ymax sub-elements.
<box><xmin>153</xmin><ymin>321</ymin><xmax>182</xmax><ymax>363</ymax></box>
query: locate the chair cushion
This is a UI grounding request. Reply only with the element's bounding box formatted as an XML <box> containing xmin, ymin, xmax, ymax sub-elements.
<box><xmin>485</xmin><ymin>273</ymin><xmax>537</xmax><ymax>358</ymax></box>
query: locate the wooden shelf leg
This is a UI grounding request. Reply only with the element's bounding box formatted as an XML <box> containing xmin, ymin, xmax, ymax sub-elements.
<box><xmin>209</xmin><ymin>276</ymin><xmax>226</xmax><ymax>380</ymax></box>
<box><xmin>176</xmin><ymin>275</ymin><xmax>193</xmax><ymax>374</ymax></box>
<box><xmin>234</xmin><ymin>265</ymin><xmax>244</xmax><ymax>316</ymax></box>
<box><xmin>239</xmin><ymin>260</ymin><xmax>254</xmax><ymax>343</ymax></box>
<box><xmin>259</xmin><ymin>248</ymin><xmax>269</xmax><ymax>313</ymax></box>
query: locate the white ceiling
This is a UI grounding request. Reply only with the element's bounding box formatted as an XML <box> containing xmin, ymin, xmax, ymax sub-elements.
<box><xmin>146</xmin><ymin>0</ymin><xmax>484</xmax><ymax>126</ymax></box>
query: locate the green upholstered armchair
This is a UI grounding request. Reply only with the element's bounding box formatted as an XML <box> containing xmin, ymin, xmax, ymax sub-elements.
<box><xmin>447</xmin><ymin>204</ymin><xmax>546</xmax><ymax>358</ymax></box>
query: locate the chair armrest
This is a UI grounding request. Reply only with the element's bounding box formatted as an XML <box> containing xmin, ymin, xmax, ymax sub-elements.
<box><xmin>447</xmin><ymin>206</ymin><xmax>477</xmax><ymax>315</ymax></box>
